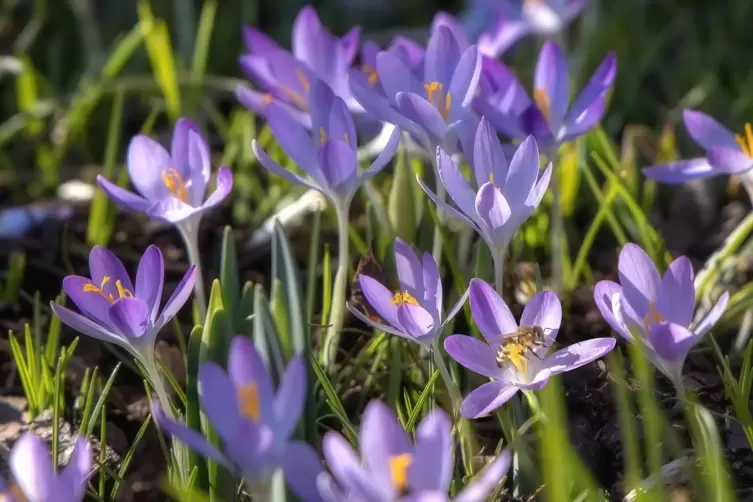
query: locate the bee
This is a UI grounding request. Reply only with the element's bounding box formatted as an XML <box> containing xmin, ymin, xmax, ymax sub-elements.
<box><xmin>349</xmin><ymin>248</ymin><xmax>391</xmax><ymax>323</ymax></box>
<box><xmin>493</xmin><ymin>326</ymin><xmax>553</xmax><ymax>370</ymax></box>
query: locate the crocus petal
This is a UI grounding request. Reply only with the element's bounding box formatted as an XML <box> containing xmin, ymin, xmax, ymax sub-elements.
<box><xmin>444</xmin><ymin>335</ymin><xmax>501</xmax><ymax>379</ymax></box>
<box><xmin>648</xmin><ymin>323</ymin><xmax>698</xmax><ymax>363</ymax></box>
<box><xmin>281</xmin><ymin>441</ymin><xmax>326</xmax><ymax>502</ymax></box>
<box><xmin>309</xmin><ymin>78</ymin><xmax>337</xmax><ymax>138</ymax></box>
<box><xmin>317</xmin><ymin>139</ymin><xmax>358</xmax><ymax>199</ymax></box>
<box><xmin>539</xmin><ymin>338</ymin><xmax>616</xmax><ymax>377</ymax></box>
<box><xmin>376</xmin><ymin>50</ymin><xmax>424</xmax><ymax>102</ymax></box>
<box><xmin>478</xmin><ymin>17</ymin><xmax>529</xmax><ymax>58</ymax></box>
<box><xmin>474</xmin><ymin>182</ymin><xmax>512</xmax><ymax>245</ymax></box>
<box><xmin>422</xmin><ymin>251</ymin><xmax>442</xmax><ymax>317</ymax></box>
<box><xmin>327</xmin><ymin>93</ymin><xmax>358</xmax><ymax>152</ymax></box>
<box><xmin>461</xmin><ymin>380</ymin><xmax>520</xmax><ymax>419</ymax></box>
<box><xmin>411</xmin><ymin>409</ymin><xmax>453</xmax><ymax>492</ymax></box>
<box><xmin>155</xmin><ymin>265</ymin><xmax>197</xmax><ymax>331</ymax></box>
<box><xmin>253</xmin><ymin>141</ymin><xmax>322</xmax><ymax>193</ymax></box>
<box><xmin>323</xmin><ymin>433</ymin><xmax>385</xmax><ymax>502</ymax></box>
<box><xmin>454</xmin><ymin>449</ymin><xmax>512</xmax><ymax>502</ymax></box>
<box><xmin>172</xmin><ymin>118</ymin><xmax>211</xmax><ymax>205</ymax></box>
<box><xmin>135</xmin><ymin>245</ymin><xmax>164</xmax><ymax>324</ymax></box>
<box><xmin>593</xmin><ymin>281</ymin><xmax>632</xmax><ymax>340</ymax></box>
<box><xmin>417</xmin><ymin>175</ymin><xmax>479</xmax><ymax>231</ymax></box>
<box><xmin>199</xmin><ymin>362</ymin><xmax>242</xmax><ymax>443</ymax></box>
<box><xmin>449</xmin><ymin>45</ymin><xmax>482</xmax><ymax>108</ymax></box>
<box><xmin>559</xmin><ymin>96</ymin><xmax>606</xmax><ymax>142</ymax></box>
<box><xmin>317</xmin><ymin>474</ymin><xmax>349</xmax><ymax>502</ymax></box>
<box><xmin>63</xmin><ymin>275</ymin><xmax>117</xmax><ymax>330</ymax></box>
<box><xmin>394</xmin><ymin>238</ymin><xmax>424</xmax><ymax>300</ymax></box>
<box><xmin>51</xmin><ymin>303</ymin><xmax>132</xmax><ymax>352</ymax></box>
<box><xmin>359</xmin><ymin>125</ymin><xmax>401</xmax><ymax>182</ymax></box>
<box><xmin>201</xmin><ymin>166</ymin><xmax>234</xmax><ymax>209</ymax></box>
<box><xmin>472</xmin><ymin>117</ymin><xmax>509</xmax><ymax>189</ymax></box>
<box><xmin>566</xmin><ymin>52</ymin><xmax>617</xmax><ymax>126</ymax></box>
<box><xmin>642</xmin><ymin>158</ymin><xmax>718</xmax><ymax>183</ymax></box>
<box><xmin>243</xmin><ymin>25</ymin><xmax>281</xmax><ymax>56</ymax></box>
<box><xmin>617</xmin><ymin>243</ymin><xmax>661</xmax><ymax>320</ymax></box>
<box><xmin>693</xmin><ymin>291</ymin><xmax>729</xmax><ymax>338</ymax></box>
<box><xmin>273</xmin><ymin>355</ymin><xmax>307</xmax><ymax>439</ymax></box>
<box><xmin>519</xmin><ymin>290</ymin><xmax>562</xmax><ymax>353</ymax></box>
<box><xmin>359</xmin><ymin>275</ymin><xmax>402</xmax><ymax>329</ymax></box>
<box><xmin>707</xmin><ymin>146</ymin><xmax>753</xmax><ymax>174</ymax></box>
<box><xmin>534</xmin><ymin>41</ymin><xmax>569</xmax><ymax>127</ymax></box>
<box><xmin>656</xmin><ymin>256</ymin><xmax>695</xmax><ymax>326</ymax></box>
<box><xmin>59</xmin><ymin>437</ymin><xmax>91</xmax><ymax>498</ymax></box>
<box><xmin>349</xmin><ymin>69</ymin><xmax>418</xmax><ymax>132</ymax></box>
<box><xmin>683</xmin><ymin>109</ymin><xmax>739</xmax><ymax>151</ymax></box>
<box><xmin>520</xmin><ymin>105</ymin><xmax>553</xmax><ymax>144</ymax></box>
<box><xmin>147</xmin><ymin>197</ymin><xmax>200</xmax><ymax>224</ymax></box>
<box><xmin>469</xmin><ymin>278</ymin><xmax>518</xmax><ymax>348</ymax></box>
<box><xmin>89</xmin><ymin>246</ymin><xmax>134</xmax><ymax>295</ymax></box>
<box><xmin>126</xmin><ymin>135</ymin><xmax>174</xmax><ymax>201</ymax></box>
<box><xmin>96</xmin><ymin>176</ymin><xmax>152</xmax><ymax>213</ymax></box>
<box><xmin>397</xmin><ymin>304</ymin><xmax>436</xmax><ymax>341</ymax></box>
<box><xmin>153</xmin><ymin>402</ymin><xmax>232</xmax><ymax>468</ymax></box>
<box><xmin>431</xmin><ymin>11</ymin><xmax>470</xmax><ymax>50</ymax></box>
<box><xmin>291</xmin><ymin>6</ymin><xmax>321</xmax><ymax>65</ymax></box>
<box><xmin>228</xmin><ymin>336</ymin><xmax>275</xmax><ymax>424</ymax></box>
<box><xmin>437</xmin><ymin>147</ymin><xmax>480</xmax><ymax>220</ymax></box>
<box><xmin>425</xmin><ymin>25</ymin><xmax>462</xmax><ymax>89</ymax></box>
<box><xmin>10</xmin><ymin>433</ymin><xmax>54</xmax><ymax>500</ymax></box>
<box><xmin>395</xmin><ymin>92</ymin><xmax>447</xmax><ymax>146</ymax></box>
<box><xmin>266</xmin><ymin>103</ymin><xmax>318</xmax><ymax>175</ymax></box>
<box><xmin>360</xmin><ymin>401</ymin><xmax>412</xmax><ymax>493</ymax></box>
<box><xmin>346</xmin><ymin>302</ymin><xmax>415</xmax><ymax>340</ymax></box>
<box><xmin>525</xmin><ymin>161</ymin><xmax>552</xmax><ymax>209</ymax></box>
<box><xmin>108</xmin><ymin>298</ymin><xmax>149</xmax><ymax>342</ymax></box>
<box><xmin>504</xmin><ymin>135</ymin><xmax>540</xmax><ymax>209</ymax></box>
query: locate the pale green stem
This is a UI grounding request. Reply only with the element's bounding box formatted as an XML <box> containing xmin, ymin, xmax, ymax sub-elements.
<box><xmin>430</xmin><ymin>152</ymin><xmax>446</xmax><ymax>265</ymax></box>
<box><xmin>143</xmin><ymin>350</ymin><xmax>174</xmax><ymax>420</ymax></box>
<box><xmin>492</xmin><ymin>245</ymin><xmax>507</xmax><ymax>296</ymax></box>
<box><xmin>178</xmin><ymin>223</ymin><xmax>207</xmax><ymax>322</ymax></box>
<box><xmin>549</xmin><ymin>153</ymin><xmax>564</xmax><ymax>294</ymax></box>
<box><xmin>322</xmin><ymin>202</ymin><xmax>351</xmax><ymax>370</ymax></box>
<box><xmin>431</xmin><ymin>339</ymin><xmax>462</xmax><ymax>409</ymax></box>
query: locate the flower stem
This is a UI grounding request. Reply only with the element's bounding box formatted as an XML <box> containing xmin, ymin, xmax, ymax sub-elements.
<box><xmin>178</xmin><ymin>224</ymin><xmax>207</xmax><ymax>322</ymax></box>
<box><xmin>492</xmin><ymin>245</ymin><xmax>507</xmax><ymax>297</ymax></box>
<box><xmin>432</xmin><ymin>339</ymin><xmax>461</xmax><ymax>409</ymax></box>
<box><xmin>144</xmin><ymin>351</ymin><xmax>175</xmax><ymax>420</ymax></box>
<box><xmin>549</xmin><ymin>152</ymin><xmax>564</xmax><ymax>294</ymax></box>
<box><xmin>430</xmin><ymin>153</ymin><xmax>446</xmax><ymax>266</ymax></box>
<box><xmin>322</xmin><ymin>202</ymin><xmax>351</xmax><ymax>370</ymax></box>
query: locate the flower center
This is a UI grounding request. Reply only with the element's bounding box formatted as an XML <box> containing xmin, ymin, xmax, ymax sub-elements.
<box><xmin>318</xmin><ymin>128</ymin><xmax>349</xmax><ymax>146</ymax></box>
<box><xmin>389</xmin><ymin>453</ymin><xmax>413</xmax><ymax>493</ymax></box>
<box><xmin>237</xmin><ymin>382</ymin><xmax>261</xmax><ymax>422</ymax></box>
<box><xmin>735</xmin><ymin>123</ymin><xmax>753</xmax><ymax>157</ymax></box>
<box><xmin>83</xmin><ymin>276</ymin><xmax>133</xmax><ymax>304</ymax></box>
<box><xmin>0</xmin><ymin>484</ymin><xmax>28</xmax><ymax>501</ymax></box>
<box><xmin>161</xmin><ymin>168</ymin><xmax>189</xmax><ymax>203</ymax></box>
<box><xmin>642</xmin><ymin>301</ymin><xmax>665</xmax><ymax>333</ymax></box>
<box><xmin>505</xmin><ymin>342</ymin><xmax>529</xmax><ymax>373</ymax></box>
<box><xmin>424</xmin><ymin>82</ymin><xmax>451</xmax><ymax>121</ymax></box>
<box><xmin>362</xmin><ymin>64</ymin><xmax>378</xmax><ymax>86</ymax></box>
<box><xmin>391</xmin><ymin>291</ymin><xmax>419</xmax><ymax>306</ymax></box>
<box><xmin>276</xmin><ymin>68</ymin><xmax>312</xmax><ymax>110</ymax></box>
<box><xmin>533</xmin><ymin>88</ymin><xmax>551</xmax><ymax>122</ymax></box>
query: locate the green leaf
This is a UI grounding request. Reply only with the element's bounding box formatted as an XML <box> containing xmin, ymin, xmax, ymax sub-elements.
<box><xmin>219</xmin><ymin>226</ymin><xmax>240</xmax><ymax>327</ymax></box>
<box><xmin>186</xmin><ymin>325</ymin><xmax>210</xmax><ymax>492</ymax></box>
<box><xmin>271</xmin><ymin>221</ymin><xmax>308</xmax><ymax>360</ymax></box>
<box><xmin>388</xmin><ymin>147</ymin><xmax>417</xmax><ymax>242</ymax></box>
<box><xmin>253</xmin><ymin>285</ymin><xmax>286</xmax><ymax>387</ymax></box>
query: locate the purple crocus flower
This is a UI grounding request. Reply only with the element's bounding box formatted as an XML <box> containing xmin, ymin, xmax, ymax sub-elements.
<box><xmin>346</xmin><ymin>238</ymin><xmax>468</xmax><ymax>346</ymax></box>
<box><xmin>643</xmin><ymin>109</ymin><xmax>753</xmax><ymax>183</ymax></box>
<box><xmin>594</xmin><ymin>243</ymin><xmax>728</xmax><ymax>388</ymax></box>
<box><xmin>445</xmin><ymin>279</ymin><xmax>616</xmax><ymax>418</ymax></box>
<box><xmin>475</xmin><ymin>41</ymin><xmax>616</xmax><ymax>152</ymax></box>
<box><xmin>0</xmin><ymin>433</ymin><xmax>90</xmax><ymax>501</ymax></box>
<box><xmin>154</xmin><ymin>336</ymin><xmax>316</xmax><ymax>494</ymax></box>
<box><xmin>349</xmin><ymin>23</ymin><xmax>482</xmax><ymax>154</ymax></box>
<box><xmin>476</xmin><ymin>0</ymin><xmax>588</xmax><ymax>57</ymax></box>
<box><xmin>51</xmin><ymin>245</ymin><xmax>196</xmax><ymax>363</ymax></box>
<box><xmin>419</xmin><ymin>119</ymin><xmax>551</xmax><ymax>254</ymax></box>
<box><xmin>253</xmin><ymin>78</ymin><xmax>400</xmax><ymax>209</ymax></box>
<box><xmin>286</xmin><ymin>400</ymin><xmax>511</xmax><ymax>501</ymax></box>
<box><xmin>236</xmin><ymin>5</ymin><xmax>361</xmax><ymax>125</ymax></box>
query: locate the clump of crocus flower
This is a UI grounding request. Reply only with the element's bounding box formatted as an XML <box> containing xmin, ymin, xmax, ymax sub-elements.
<box><xmin>594</xmin><ymin>243</ymin><xmax>729</xmax><ymax>393</ymax></box>
<box><xmin>154</xmin><ymin>336</ymin><xmax>313</xmax><ymax>498</ymax></box>
<box><xmin>97</xmin><ymin>118</ymin><xmax>232</xmax><ymax>319</ymax></box>
<box><xmin>0</xmin><ymin>433</ymin><xmax>91</xmax><ymax>501</ymax></box>
<box><xmin>51</xmin><ymin>245</ymin><xmax>196</xmax><ymax>416</ymax></box>
<box><xmin>445</xmin><ymin>279</ymin><xmax>615</xmax><ymax>418</ymax></box>
<box><xmin>286</xmin><ymin>400</ymin><xmax>511</xmax><ymax>501</ymax></box>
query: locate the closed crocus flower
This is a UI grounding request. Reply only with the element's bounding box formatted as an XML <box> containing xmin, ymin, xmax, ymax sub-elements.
<box><xmin>643</xmin><ymin>109</ymin><xmax>753</xmax><ymax>186</ymax></box>
<box><xmin>594</xmin><ymin>243</ymin><xmax>729</xmax><ymax>391</ymax></box>
<box><xmin>287</xmin><ymin>400</ymin><xmax>511</xmax><ymax>502</ymax></box>
<box><xmin>445</xmin><ymin>279</ymin><xmax>615</xmax><ymax>418</ymax></box>
<box><xmin>475</xmin><ymin>41</ymin><xmax>616</xmax><ymax>152</ymax></box>
<box><xmin>154</xmin><ymin>336</ymin><xmax>316</xmax><ymax>497</ymax></box>
<box><xmin>419</xmin><ymin>120</ymin><xmax>551</xmax><ymax>261</ymax></box>
<box><xmin>0</xmin><ymin>433</ymin><xmax>91</xmax><ymax>502</ymax></box>
<box><xmin>346</xmin><ymin>238</ymin><xmax>468</xmax><ymax>346</ymax></box>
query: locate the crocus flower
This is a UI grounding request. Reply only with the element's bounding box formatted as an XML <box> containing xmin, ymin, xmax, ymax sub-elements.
<box><xmin>154</xmin><ymin>336</ymin><xmax>316</xmax><ymax>495</ymax></box>
<box><xmin>287</xmin><ymin>400</ymin><xmax>511</xmax><ymax>501</ymax></box>
<box><xmin>594</xmin><ymin>243</ymin><xmax>728</xmax><ymax>388</ymax></box>
<box><xmin>476</xmin><ymin>0</ymin><xmax>588</xmax><ymax>57</ymax></box>
<box><xmin>236</xmin><ymin>5</ymin><xmax>361</xmax><ymax>125</ymax></box>
<box><xmin>419</xmin><ymin>119</ymin><xmax>551</xmax><ymax>256</ymax></box>
<box><xmin>475</xmin><ymin>41</ymin><xmax>616</xmax><ymax>152</ymax></box>
<box><xmin>51</xmin><ymin>245</ymin><xmax>195</xmax><ymax>364</ymax></box>
<box><xmin>253</xmin><ymin>78</ymin><xmax>399</xmax><ymax>210</ymax></box>
<box><xmin>346</xmin><ymin>238</ymin><xmax>468</xmax><ymax>346</ymax></box>
<box><xmin>350</xmin><ymin>24</ymin><xmax>482</xmax><ymax>154</ymax></box>
<box><xmin>0</xmin><ymin>433</ymin><xmax>90</xmax><ymax>502</ymax></box>
<box><xmin>643</xmin><ymin>109</ymin><xmax>753</xmax><ymax>183</ymax></box>
<box><xmin>445</xmin><ymin>279</ymin><xmax>616</xmax><ymax>418</ymax></box>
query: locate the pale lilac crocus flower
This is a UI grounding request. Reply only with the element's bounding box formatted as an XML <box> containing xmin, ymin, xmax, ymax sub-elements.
<box><xmin>594</xmin><ymin>243</ymin><xmax>728</xmax><ymax>393</ymax></box>
<box><xmin>446</xmin><ymin>279</ymin><xmax>615</xmax><ymax>418</ymax></box>
<box><xmin>154</xmin><ymin>336</ymin><xmax>317</xmax><ymax>498</ymax></box>
<box><xmin>97</xmin><ymin>118</ymin><xmax>232</xmax><ymax>319</ymax></box>
<box><xmin>0</xmin><ymin>433</ymin><xmax>91</xmax><ymax>502</ymax></box>
<box><xmin>51</xmin><ymin>245</ymin><xmax>196</xmax><ymax>415</ymax></box>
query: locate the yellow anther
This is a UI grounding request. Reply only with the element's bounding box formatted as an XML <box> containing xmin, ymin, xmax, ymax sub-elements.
<box><xmin>83</xmin><ymin>275</ymin><xmax>132</xmax><ymax>303</ymax></box>
<box><xmin>319</xmin><ymin>127</ymin><xmax>328</xmax><ymax>145</ymax></box>
<box><xmin>116</xmin><ymin>280</ymin><xmax>133</xmax><ymax>299</ymax></box>
<box><xmin>263</xmin><ymin>93</ymin><xmax>274</xmax><ymax>105</ymax></box>
<box><xmin>533</xmin><ymin>88</ymin><xmax>551</xmax><ymax>122</ymax></box>
<box><xmin>489</xmin><ymin>173</ymin><xmax>495</xmax><ymax>185</ymax></box>
<box><xmin>506</xmin><ymin>343</ymin><xmax>529</xmax><ymax>373</ymax></box>
<box><xmin>642</xmin><ymin>301</ymin><xmax>665</xmax><ymax>333</ymax></box>
<box><xmin>237</xmin><ymin>383</ymin><xmax>261</xmax><ymax>422</ymax></box>
<box><xmin>2</xmin><ymin>484</ymin><xmax>28</xmax><ymax>501</ymax></box>
<box><xmin>295</xmin><ymin>68</ymin><xmax>311</xmax><ymax>93</ymax></box>
<box><xmin>391</xmin><ymin>291</ymin><xmax>419</xmax><ymax>306</ymax></box>
<box><xmin>279</xmin><ymin>86</ymin><xmax>308</xmax><ymax>109</ymax></box>
<box><xmin>362</xmin><ymin>64</ymin><xmax>378</xmax><ymax>86</ymax></box>
<box><xmin>161</xmin><ymin>168</ymin><xmax>189</xmax><ymax>203</ymax></box>
<box><xmin>343</xmin><ymin>132</ymin><xmax>350</xmax><ymax>144</ymax></box>
<box><xmin>389</xmin><ymin>453</ymin><xmax>413</xmax><ymax>492</ymax></box>
<box><xmin>735</xmin><ymin>123</ymin><xmax>753</xmax><ymax>157</ymax></box>
<box><xmin>424</xmin><ymin>81</ymin><xmax>451</xmax><ymax>121</ymax></box>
